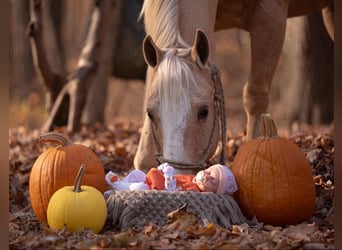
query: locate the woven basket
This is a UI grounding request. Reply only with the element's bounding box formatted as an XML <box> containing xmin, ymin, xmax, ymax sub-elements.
<box><xmin>105</xmin><ymin>190</ymin><xmax>247</xmax><ymax>231</ymax></box>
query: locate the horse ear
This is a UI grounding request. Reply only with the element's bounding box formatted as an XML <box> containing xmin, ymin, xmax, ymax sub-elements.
<box><xmin>142</xmin><ymin>35</ymin><xmax>163</xmax><ymax>68</ymax></box>
<box><xmin>191</xmin><ymin>29</ymin><xmax>209</xmax><ymax>66</ymax></box>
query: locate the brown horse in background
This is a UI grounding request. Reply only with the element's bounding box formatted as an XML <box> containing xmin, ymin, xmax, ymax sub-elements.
<box><xmin>134</xmin><ymin>0</ymin><xmax>334</xmax><ymax>174</ymax></box>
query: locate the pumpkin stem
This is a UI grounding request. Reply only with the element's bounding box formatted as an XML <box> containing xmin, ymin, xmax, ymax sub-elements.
<box><xmin>73</xmin><ymin>164</ymin><xmax>86</xmax><ymax>192</ymax></box>
<box><xmin>260</xmin><ymin>113</ymin><xmax>279</xmax><ymax>139</ymax></box>
<box><xmin>39</xmin><ymin>132</ymin><xmax>72</xmax><ymax>146</ymax></box>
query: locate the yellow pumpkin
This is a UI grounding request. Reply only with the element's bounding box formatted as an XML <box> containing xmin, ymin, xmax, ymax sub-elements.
<box><xmin>47</xmin><ymin>165</ymin><xmax>107</xmax><ymax>233</ymax></box>
<box><xmin>231</xmin><ymin>114</ymin><xmax>316</xmax><ymax>226</ymax></box>
<box><xmin>29</xmin><ymin>132</ymin><xmax>108</xmax><ymax>224</ymax></box>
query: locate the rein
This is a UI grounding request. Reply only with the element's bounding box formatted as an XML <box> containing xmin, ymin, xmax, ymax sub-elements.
<box><xmin>150</xmin><ymin>63</ymin><xmax>226</xmax><ymax>170</ymax></box>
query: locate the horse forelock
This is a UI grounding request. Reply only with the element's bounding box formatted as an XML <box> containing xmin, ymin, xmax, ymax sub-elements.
<box><xmin>145</xmin><ymin>47</ymin><xmax>213</xmax><ymax>116</ymax></box>
<box><xmin>157</xmin><ymin>49</ymin><xmax>195</xmax><ymax>118</ymax></box>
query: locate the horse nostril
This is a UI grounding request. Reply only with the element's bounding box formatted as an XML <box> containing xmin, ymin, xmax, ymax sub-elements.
<box><xmin>197</xmin><ymin>106</ymin><xmax>209</xmax><ymax>121</ymax></box>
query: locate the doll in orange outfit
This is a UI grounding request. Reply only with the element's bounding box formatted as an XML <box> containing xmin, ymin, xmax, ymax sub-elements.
<box><xmin>105</xmin><ymin>163</ymin><xmax>237</xmax><ymax>195</ymax></box>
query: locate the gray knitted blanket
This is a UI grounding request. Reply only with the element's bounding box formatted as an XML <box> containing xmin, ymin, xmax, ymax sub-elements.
<box><xmin>105</xmin><ymin>190</ymin><xmax>247</xmax><ymax>231</ymax></box>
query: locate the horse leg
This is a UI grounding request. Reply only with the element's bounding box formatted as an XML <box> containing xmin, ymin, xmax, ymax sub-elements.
<box><xmin>134</xmin><ymin>115</ymin><xmax>158</xmax><ymax>171</ymax></box>
<box><xmin>243</xmin><ymin>0</ymin><xmax>288</xmax><ymax>140</ymax></box>
<box><xmin>322</xmin><ymin>3</ymin><xmax>334</xmax><ymax>41</ymax></box>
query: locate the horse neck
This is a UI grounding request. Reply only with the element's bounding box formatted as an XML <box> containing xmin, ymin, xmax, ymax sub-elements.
<box><xmin>141</xmin><ymin>0</ymin><xmax>218</xmax><ymax>58</ymax></box>
<box><xmin>178</xmin><ymin>0</ymin><xmax>218</xmax><ymax>54</ymax></box>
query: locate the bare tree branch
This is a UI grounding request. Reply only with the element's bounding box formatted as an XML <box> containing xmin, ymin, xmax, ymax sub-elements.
<box><xmin>41</xmin><ymin>0</ymin><xmax>66</xmax><ymax>76</ymax></box>
<box><xmin>27</xmin><ymin>0</ymin><xmax>67</xmax><ymax>122</ymax></box>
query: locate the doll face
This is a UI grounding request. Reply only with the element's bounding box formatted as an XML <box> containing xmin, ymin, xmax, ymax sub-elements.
<box><xmin>194</xmin><ymin>166</ymin><xmax>220</xmax><ymax>192</ymax></box>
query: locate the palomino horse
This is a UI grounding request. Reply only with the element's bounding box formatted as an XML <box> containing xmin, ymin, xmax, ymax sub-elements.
<box><xmin>134</xmin><ymin>0</ymin><xmax>334</xmax><ymax>174</ymax></box>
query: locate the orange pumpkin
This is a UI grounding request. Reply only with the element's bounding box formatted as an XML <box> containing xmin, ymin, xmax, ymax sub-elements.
<box><xmin>231</xmin><ymin>114</ymin><xmax>316</xmax><ymax>226</ymax></box>
<box><xmin>29</xmin><ymin>132</ymin><xmax>108</xmax><ymax>224</ymax></box>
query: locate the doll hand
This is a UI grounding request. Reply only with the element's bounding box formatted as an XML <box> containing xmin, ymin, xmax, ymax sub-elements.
<box><xmin>105</xmin><ymin>171</ymin><xmax>120</xmax><ymax>186</ymax></box>
<box><xmin>157</xmin><ymin>162</ymin><xmax>170</xmax><ymax>172</ymax></box>
<box><xmin>157</xmin><ymin>163</ymin><xmax>177</xmax><ymax>191</ymax></box>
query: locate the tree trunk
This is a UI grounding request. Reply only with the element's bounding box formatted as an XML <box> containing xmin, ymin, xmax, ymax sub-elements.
<box><xmin>305</xmin><ymin>11</ymin><xmax>334</xmax><ymax>124</ymax></box>
<box><xmin>27</xmin><ymin>0</ymin><xmax>68</xmax><ymax>126</ymax></box>
<box><xmin>273</xmin><ymin>11</ymin><xmax>333</xmax><ymax>129</ymax></box>
<box><xmin>41</xmin><ymin>0</ymin><xmax>65</xmax><ymax>77</ymax></box>
<box><xmin>10</xmin><ymin>0</ymin><xmax>35</xmax><ymax>100</ymax></box>
<box><xmin>82</xmin><ymin>0</ymin><xmax>123</xmax><ymax>125</ymax></box>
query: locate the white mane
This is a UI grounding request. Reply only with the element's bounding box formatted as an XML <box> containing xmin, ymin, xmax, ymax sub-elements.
<box><xmin>139</xmin><ymin>0</ymin><xmax>188</xmax><ymax>48</ymax></box>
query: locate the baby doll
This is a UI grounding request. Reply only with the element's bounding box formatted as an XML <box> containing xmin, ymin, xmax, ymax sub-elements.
<box><xmin>105</xmin><ymin>163</ymin><xmax>237</xmax><ymax>195</ymax></box>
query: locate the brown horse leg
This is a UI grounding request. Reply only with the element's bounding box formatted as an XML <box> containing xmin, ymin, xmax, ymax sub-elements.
<box><xmin>134</xmin><ymin>66</ymin><xmax>158</xmax><ymax>170</ymax></box>
<box><xmin>134</xmin><ymin>114</ymin><xmax>158</xmax><ymax>171</ymax></box>
<box><xmin>243</xmin><ymin>0</ymin><xmax>288</xmax><ymax>140</ymax></box>
<box><xmin>322</xmin><ymin>3</ymin><xmax>334</xmax><ymax>41</ymax></box>
<box><xmin>134</xmin><ymin>116</ymin><xmax>155</xmax><ymax>170</ymax></box>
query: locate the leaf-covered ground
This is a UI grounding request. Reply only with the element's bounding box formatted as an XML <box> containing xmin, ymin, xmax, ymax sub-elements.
<box><xmin>9</xmin><ymin>121</ymin><xmax>334</xmax><ymax>249</ymax></box>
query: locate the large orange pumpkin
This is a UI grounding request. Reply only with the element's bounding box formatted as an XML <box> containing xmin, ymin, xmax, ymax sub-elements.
<box><xmin>231</xmin><ymin>114</ymin><xmax>316</xmax><ymax>226</ymax></box>
<box><xmin>29</xmin><ymin>132</ymin><xmax>108</xmax><ymax>224</ymax></box>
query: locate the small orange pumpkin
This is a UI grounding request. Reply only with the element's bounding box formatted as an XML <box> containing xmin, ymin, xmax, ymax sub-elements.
<box><xmin>29</xmin><ymin>132</ymin><xmax>108</xmax><ymax>224</ymax></box>
<box><xmin>231</xmin><ymin>114</ymin><xmax>316</xmax><ymax>226</ymax></box>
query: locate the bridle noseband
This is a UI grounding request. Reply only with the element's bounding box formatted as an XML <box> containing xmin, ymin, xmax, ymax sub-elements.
<box><xmin>150</xmin><ymin>63</ymin><xmax>226</xmax><ymax>171</ymax></box>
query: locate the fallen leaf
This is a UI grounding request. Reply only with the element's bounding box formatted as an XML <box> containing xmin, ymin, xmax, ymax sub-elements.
<box><xmin>196</xmin><ymin>223</ymin><xmax>217</xmax><ymax>236</ymax></box>
<box><xmin>166</xmin><ymin>203</ymin><xmax>199</xmax><ymax>229</ymax></box>
<box><xmin>231</xmin><ymin>223</ymin><xmax>249</xmax><ymax>233</ymax></box>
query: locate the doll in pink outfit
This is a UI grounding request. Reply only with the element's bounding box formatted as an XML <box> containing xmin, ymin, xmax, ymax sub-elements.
<box><xmin>105</xmin><ymin>163</ymin><xmax>237</xmax><ymax>195</ymax></box>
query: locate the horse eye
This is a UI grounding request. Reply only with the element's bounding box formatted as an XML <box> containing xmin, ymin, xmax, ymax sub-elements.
<box><xmin>197</xmin><ymin>106</ymin><xmax>209</xmax><ymax>121</ymax></box>
<box><xmin>147</xmin><ymin>109</ymin><xmax>155</xmax><ymax>122</ymax></box>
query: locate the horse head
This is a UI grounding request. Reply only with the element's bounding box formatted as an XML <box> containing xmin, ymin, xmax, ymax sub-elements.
<box><xmin>135</xmin><ymin>29</ymin><xmax>225</xmax><ymax>174</ymax></box>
